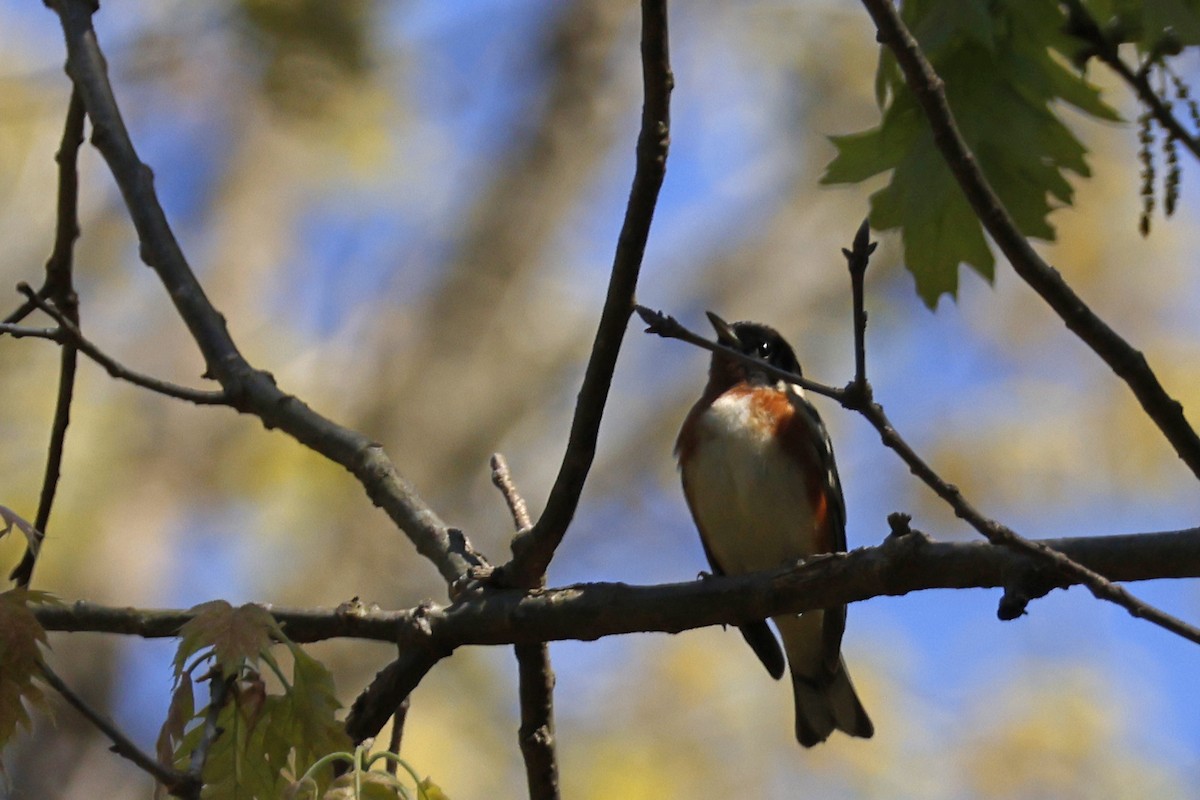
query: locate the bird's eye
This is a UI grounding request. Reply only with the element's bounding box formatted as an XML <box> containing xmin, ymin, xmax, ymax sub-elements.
<box><xmin>757</xmin><ymin>342</ymin><xmax>772</xmax><ymax>358</ymax></box>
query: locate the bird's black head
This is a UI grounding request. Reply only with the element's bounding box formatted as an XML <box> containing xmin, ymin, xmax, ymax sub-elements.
<box><xmin>706</xmin><ymin>311</ymin><xmax>802</xmax><ymax>386</ymax></box>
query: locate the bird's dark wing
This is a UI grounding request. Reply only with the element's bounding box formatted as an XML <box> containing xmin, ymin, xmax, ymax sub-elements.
<box><xmin>698</xmin><ymin>536</ymin><xmax>787</xmax><ymax>680</ymax></box>
<box><xmin>793</xmin><ymin>395</ymin><xmax>850</xmax><ymax>674</ymax></box>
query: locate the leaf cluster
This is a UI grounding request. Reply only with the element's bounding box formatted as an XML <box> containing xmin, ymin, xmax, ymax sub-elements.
<box><xmin>823</xmin><ymin>1</ymin><xmax>1141</xmax><ymax>306</ymax></box>
<box><xmin>158</xmin><ymin>601</ymin><xmax>351</xmax><ymax>799</ymax></box>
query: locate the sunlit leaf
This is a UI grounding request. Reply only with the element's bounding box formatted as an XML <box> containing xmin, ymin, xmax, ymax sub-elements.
<box><xmin>174</xmin><ymin>601</ymin><xmax>282</xmax><ymax>679</ymax></box>
<box><xmin>822</xmin><ymin>2</ymin><xmax>1118</xmax><ymax>306</ymax></box>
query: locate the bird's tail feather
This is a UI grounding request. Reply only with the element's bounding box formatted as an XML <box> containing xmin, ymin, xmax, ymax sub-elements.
<box><xmin>791</xmin><ymin>658</ymin><xmax>873</xmax><ymax>748</ymax></box>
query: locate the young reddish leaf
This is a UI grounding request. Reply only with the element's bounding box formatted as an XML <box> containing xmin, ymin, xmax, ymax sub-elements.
<box><xmin>238</xmin><ymin>669</ymin><xmax>268</xmax><ymax>733</ymax></box>
<box><xmin>156</xmin><ymin>670</ymin><xmax>195</xmax><ymax>766</ymax></box>
<box><xmin>0</xmin><ymin>590</ymin><xmax>53</xmax><ymax>747</ymax></box>
<box><xmin>175</xmin><ymin>601</ymin><xmax>282</xmax><ymax>678</ymax></box>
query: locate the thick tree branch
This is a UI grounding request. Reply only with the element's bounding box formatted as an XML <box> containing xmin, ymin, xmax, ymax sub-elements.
<box><xmin>858</xmin><ymin>0</ymin><xmax>1200</xmax><ymax>482</ymax></box>
<box><xmin>344</xmin><ymin>649</ymin><xmax>445</xmax><ymax>746</ymax></box>
<box><xmin>46</xmin><ymin>0</ymin><xmax>486</xmax><ymax>588</ymax></box>
<box><xmin>36</xmin><ymin>527</ymin><xmax>1200</xmax><ymax>647</ymax></box>
<box><xmin>502</xmin><ymin>0</ymin><xmax>673</xmax><ymax>589</ymax></box>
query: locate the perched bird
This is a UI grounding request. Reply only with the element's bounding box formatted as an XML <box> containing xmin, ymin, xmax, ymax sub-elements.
<box><xmin>675</xmin><ymin>312</ymin><xmax>873</xmax><ymax>747</ymax></box>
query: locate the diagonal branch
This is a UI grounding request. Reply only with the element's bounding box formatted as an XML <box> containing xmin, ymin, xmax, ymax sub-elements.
<box><xmin>15</xmin><ymin>284</ymin><xmax>228</xmax><ymax>405</ymax></box>
<box><xmin>501</xmin><ymin>0</ymin><xmax>674</xmax><ymax>589</ymax></box>
<box><xmin>46</xmin><ymin>0</ymin><xmax>486</xmax><ymax>588</ymax></box>
<box><xmin>857</xmin><ymin>0</ymin><xmax>1200</xmax><ymax>482</ymax></box>
<box><xmin>38</xmin><ymin>662</ymin><xmax>198</xmax><ymax>796</ymax></box>
<box><xmin>344</xmin><ymin>649</ymin><xmax>446</xmax><ymax>746</ymax></box>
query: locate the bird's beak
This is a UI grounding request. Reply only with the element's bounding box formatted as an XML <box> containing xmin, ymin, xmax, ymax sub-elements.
<box><xmin>706</xmin><ymin>311</ymin><xmax>740</xmax><ymax>347</ymax></box>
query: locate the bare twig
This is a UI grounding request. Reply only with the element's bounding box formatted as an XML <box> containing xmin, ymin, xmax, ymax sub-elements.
<box><xmin>0</xmin><ymin>323</ymin><xmax>60</xmax><ymax>340</ymax></box>
<box><xmin>11</xmin><ymin>88</ymin><xmax>86</xmax><ymax>588</ymax></box>
<box><xmin>491</xmin><ymin>454</ymin><xmax>532</xmax><ymax>533</ymax></box>
<box><xmin>16</xmin><ymin>284</ymin><xmax>229</xmax><ymax>406</ymax></box>
<box><xmin>385</xmin><ymin>696</ymin><xmax>410</xmax><ymax>774</ymax></box>
<box><xmin>634</xmin><ymin>305</ymin><xmax>835</xmax><ymax>400</ymax></box>
<box><xmin>501</xmin><ymin>0</ymin><xmax>674</xmax><ymax>589</ymax></box>
<box><xmin>46</xmin><ymin>0</ymin><xmax>486</xmax><ymax>587</ymax></box>
<box><xmin>842</xmin><ymin>218</ymin><xmax>875</xmax><ymax>397</ymax></box>
<box><xmin>1060</xmin><ymin>0</ymin><xmax>1200</xmax><ymax>161</ymax></box>
<box><xmin>492</xmin><ymin>454</ymin><xmax>560</xmax><ymax>800</ymax></box>
<box><xmin>858</xmin><ymin>0</ymin><xmax>1200</xmax><ymax>482</ymax></box>
<box><xmin>1</xmin><ymin>293</ymin><xmax>45</xmax><ymax>329</ymax></box>
<box><xmin>33</xmin><ymin>527</ymin><xmax>1200</xmax><ymax>646</ymax></box>
<box><xmin>37</xmin><ymin>662</ymin><xmax>198</xmax><ymax>796</ymax></box>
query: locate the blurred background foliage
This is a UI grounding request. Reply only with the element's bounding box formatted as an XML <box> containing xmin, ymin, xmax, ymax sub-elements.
<box><xmin>2</xmin><ymin>0</ymin><xmax>1200</xmax><ymax>797</ymax></box>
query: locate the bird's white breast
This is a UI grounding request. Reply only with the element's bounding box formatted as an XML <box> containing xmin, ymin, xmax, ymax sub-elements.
<box><xmin>683</xmin><ymin>391</ymin><xmax>820</xmax><ymax>575</ymax></box>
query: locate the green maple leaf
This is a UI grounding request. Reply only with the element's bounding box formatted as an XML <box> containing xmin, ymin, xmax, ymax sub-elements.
<box><xmin>823</xmin><ymin>2</ymin><xmax>1118</xmax><ymax>306</ymax></box>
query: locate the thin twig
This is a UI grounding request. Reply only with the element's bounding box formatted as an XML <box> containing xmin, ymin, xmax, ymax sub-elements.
<box><xmin>47</xmin><ymin>0</ymin><xmax>487</xmax><ymax>587</ymax></box>
<box><xmin>0</xmin><ymin>323</ymin><xmax>60</xmax><ymax>340</ymax></box>
<box><xmin>492</xmin><ymin>454</ymin><xmax>560</xmax><ymax>800</ymax></box>
<box><xmin>491</xmin><ymin>453</ymin><xmax>532</xmax><ymax>532</ymax></box>
<box><xmin>501</xmin><ymin>0</ymin><xmax>674</xmax><ymax>589</ymax></box>
<box><xmin>634</xmin><ymin>306</ymin><xmax>836</xmax><ymax>399</ymax></box>
<box><xmin>858</xmin><ymin>0</ymin><xmax>1200</xmax><ymax>482</ymax></box>
<box><xmin>1</xmin><ymin>293</ymin><xmax>45</xmax><ymax>329</ymax></box>
<box><xmin>385</xmin><ymin>696</ymin><xmax>410</xmax><ymax>775</ymax></box>
<box><xmin>37</xmin><ymin>662</ymin><xmax>198</xmax><ymax>795</ymax></box>
<box><xmin>1060</xmin><ymin>0</ymin><xmax>1200</xmax><ymax>160</ymax></box>
<box><xmin>842</xmin><ymin>218</ymin><xmax>875</xmax><ymax>397</ymax></box>
<box><xmin>16</xmin><ymin>284</ymin><xmax>229</xmax><ymax>406</ymax></box>
<box><xmin>11</xmin><ymin>88</ymin><xmax>85</xmax><ymax>588</ymax></box>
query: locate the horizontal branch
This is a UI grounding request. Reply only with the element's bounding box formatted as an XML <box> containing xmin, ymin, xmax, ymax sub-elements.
<box><xmin>37</xmin><ymin>528</ymin><xmax>1200</xmax><ymax>646</ymax></box>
